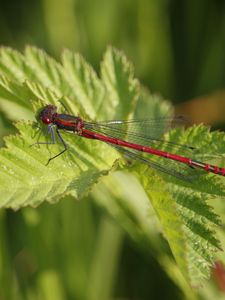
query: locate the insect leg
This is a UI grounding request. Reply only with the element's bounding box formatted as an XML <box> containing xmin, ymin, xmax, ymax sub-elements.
<box><xmin>46</xmin><ymin>128</ymin><xmax>68</xmax><ymax>165</ymax></box>
<box><xmin>31</xmin><ymin>124</ymin><xmax>56</xmax><ymax>147</ymax></box>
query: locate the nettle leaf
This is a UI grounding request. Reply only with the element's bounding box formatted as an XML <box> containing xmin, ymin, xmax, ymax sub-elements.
<box><xmin>135</xmin><ymin>123</ymin><xmax>225</xmax><ymax>285</ymax></box>
<box><xmin>0</xmin><ymin>121</ymin><xmax>120</xmax><ymax>208</ymax></box>
<box><xmin>0</xmin><ymin>46</ymin><xmax>137</xmax><ymax>209</ymax></box>
<box><xmin>62</xmin><ymin>49</ymin><xmax>106</xmax><ymax>119</ymax></box>
<box><xmin>100</xmin><ymin>48</ymin><xmax>139</xmax><ymax>119</ymax></box>
<box><xmin>0</xmin><ymin>46</ymin><xmax>224</xmax><ymax>286</ymax></box>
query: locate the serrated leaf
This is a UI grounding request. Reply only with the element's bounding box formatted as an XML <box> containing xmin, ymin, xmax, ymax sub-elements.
<box><xmin>24</xmin><ymin>46</ymin><xmax>69</xmax><ymax>96</ymax></box>
<box><xmin>100</xmin><ymin>46</ymin><xmax>139</xmax><ymax>119</ymax></box>
<box><xmin>0</xmin><ymin>46</ymin><xmax>224</xmax><ymax>287</ymax></box>
<box><xmin>0</xmin><ymin>47</ymin><xmax>33</xmax><ymax>82</ymax></box>
<box><xmin>62</xmin><ymin>49</ymin><xmax>105</xmax><ymax>119</ymax></box>
<box><xmin>0</xmin><ymin>46</ymin><xmax>140</xmax><ymax>209</ymax></box>
<box><xmin>0</xmin><ymin>121</ymin><xmax>120</xmax><ymax>209</ymax></box>
<box><xmin>134</xmin><ymin>121</ymin><xmax>225</xmax><ymax>285</ymax></box>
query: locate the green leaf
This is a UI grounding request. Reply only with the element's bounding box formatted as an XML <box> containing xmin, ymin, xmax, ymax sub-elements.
<box><xmin>0</xmin><ymin>47</ymin><xmax>32</xmax><ymax>82</ymax></box>
<box><xmin>135</xmin><ymin>123</ymin><xmax>225</xmax><ymax>285</ymax></box>
<box><xmin>100</xmin><ymin>46</ymin><xmax>139</xmax><ymax>119</ymax></box>
<box><xmin>0</xmin><ymin>46</ymin><xmax>139</xmax><ymax>209</ymax></box>
<box><xmin>62</xmin><ymin>49</ymin><xmax>105</xmax><ymax>119</ymax></box>
<box><xmin>0</xmin><ymin>121</ymin><xmax>120</xmax><ymax>208</ymax></box>
<box><xmin>0</xmin><ymin>46</ymin><xmax>224</xmax><ymax>286</ymax></box>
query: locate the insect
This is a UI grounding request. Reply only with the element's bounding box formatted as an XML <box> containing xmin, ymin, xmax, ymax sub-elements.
<box><xmin>36</xmin><ymin>104</ymin><xmax>225</xmax><ymax>181</ymax></box>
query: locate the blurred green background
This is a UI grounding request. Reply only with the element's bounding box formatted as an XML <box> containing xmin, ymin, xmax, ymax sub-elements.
<box><xmin>1</xmin><ymin>1</ymin><xmax>225</xmax><ymax>299</ymax></box>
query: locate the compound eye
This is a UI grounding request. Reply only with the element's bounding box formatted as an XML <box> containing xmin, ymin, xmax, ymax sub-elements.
<box><xmin>42</xmin><ymin>116</ymin><xmax>51</xmax><ymax>124</ymax></box>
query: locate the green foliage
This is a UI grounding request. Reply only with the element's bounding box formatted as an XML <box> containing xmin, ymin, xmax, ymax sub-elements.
<box><xmin>0</xmin><ymin>46</ymin><xmax>225</xmax><ymax>287</ymax></box>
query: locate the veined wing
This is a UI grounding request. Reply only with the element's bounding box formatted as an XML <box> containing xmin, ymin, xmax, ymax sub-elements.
<box><xmin>84</xmin><ymin>116</ymin><xmax>194</xmax><ymax>154</ymax></box>
<box><xmin>109</xmin><ymin>144</ymin><xmax>202</xmax><ymax>182</ymax></box>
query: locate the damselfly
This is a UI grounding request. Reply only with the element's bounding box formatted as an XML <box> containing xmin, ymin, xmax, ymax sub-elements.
<box><xmin>36</xmin><ymin>104</ymin><xmax>225</xmax><ymax>180</ymax></box>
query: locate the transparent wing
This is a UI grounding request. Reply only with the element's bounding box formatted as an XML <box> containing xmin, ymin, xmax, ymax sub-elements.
<box><xmin>110</xmin><ymin>144</ymin><xmax>202</xmax><ymax>182</ymax></box>
<box><xmin>84</xmin><ymin>116</ymin><xmax>194</xmax><ymax>154</ymax></box>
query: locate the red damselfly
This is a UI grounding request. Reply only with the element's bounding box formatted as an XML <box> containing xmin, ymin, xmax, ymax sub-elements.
<box><xmin>36</xmin><ymin>104</ymin><xmax>225</xmax><ymax>181</ymax></box>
